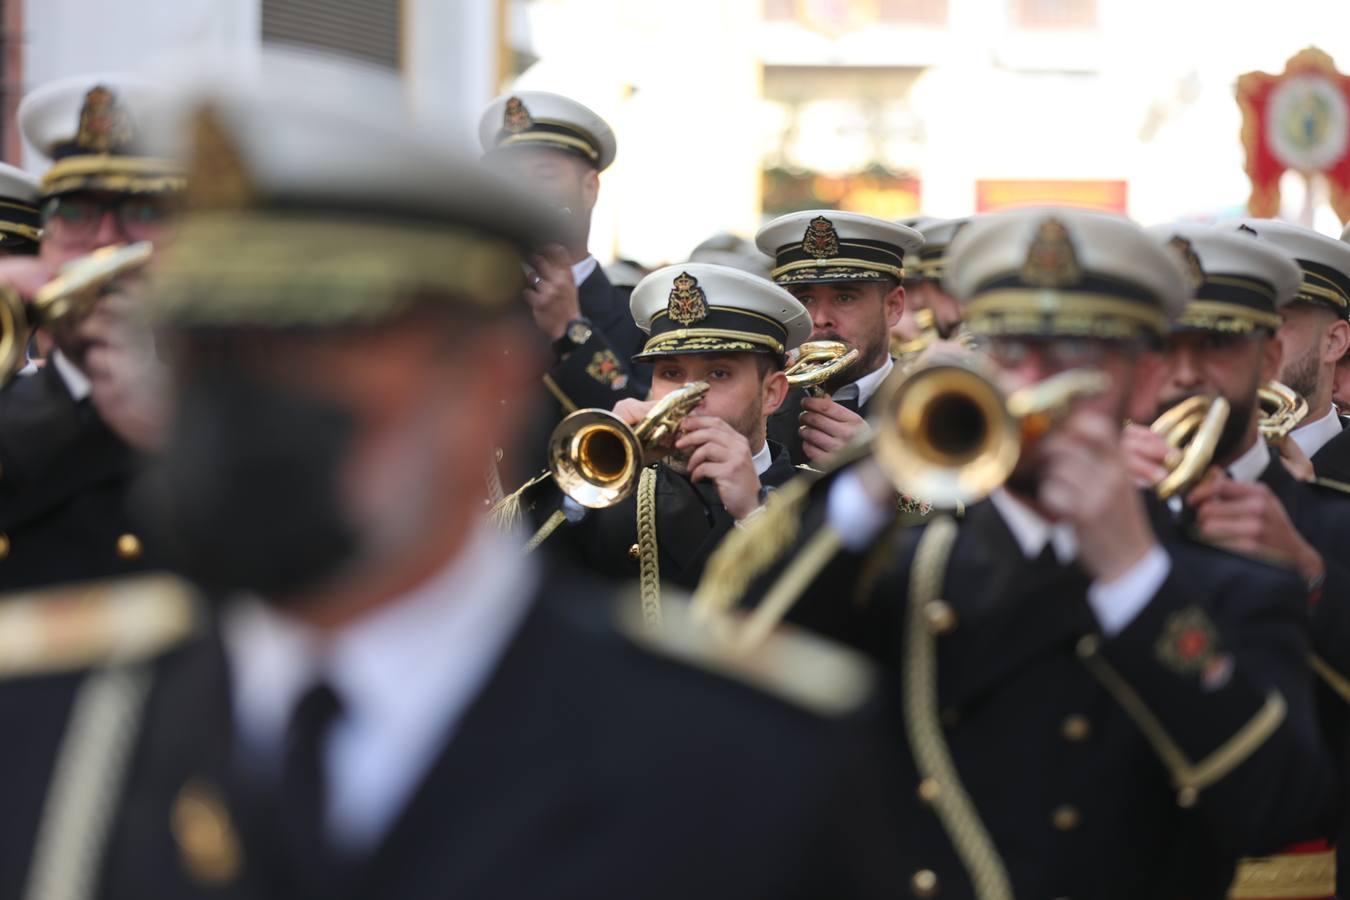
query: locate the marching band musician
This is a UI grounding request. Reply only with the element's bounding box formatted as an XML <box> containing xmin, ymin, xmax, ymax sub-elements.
<box><xmin>758</xmin><ymin>211</ymin><xmax>921</xmax><ymax>465</ymax></box>
<box><xmin>695</xmin><ymin>207</ymin><xmax>1338</xmax><ymax>899</ymax></box>
<box><xmin>0</xmin><ymin>75</ymin><xmax>183</xmax><ymax>590</ymax></box>
<box><xmin>510</xmin><ymin>263</ymin><xmax>807</xmax><ymax>616</ymax></box>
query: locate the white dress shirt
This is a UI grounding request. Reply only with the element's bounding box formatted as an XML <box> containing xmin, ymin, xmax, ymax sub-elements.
<box><xmin>1226</xmin><ymin>435</ymin><xmax>1273</xmax><ymax>484</ymax></box>
<box><xmin>828</xmin><ymin>474</ymin><xmax>1169</xmax><ymax>636</ymax></box>
<box><xmin>221</xmin><ymin>524</ymin><xmax>538</xmax><ymax>852</ymax></box>
<box><xmin>831</xmin><ymin>356</ymin><xmax>894</xmax><ymax>410</ymax></box>
<box><xmin>571</xmin><ymin>254</ymin><xmax>598</xmax><ymax>287</ymax></box>
<box><xmin>1291</xmin><ymin>406</ymin><xmax>1343</xmax><ymax>459</ymax></box>
<box><xmin>50</xmin><ymin>349</ymin><xmax>91</xmax><ymax>401</ymax></box>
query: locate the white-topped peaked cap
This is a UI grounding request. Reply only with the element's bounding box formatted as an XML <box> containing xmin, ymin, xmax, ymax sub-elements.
<box><xmin>1228</xmin><ymin>218</ymin><xmax>1350</xmax><ymax>318</ymax></box>
<box><xmin>479</xmin><ymin>91</ymin><xmax>616</xmax><ymax>171</ymax></box>
<box><xmin>910</xmin><ymin>216</ymin><xmax>973</xmax><ymax>282</ymax></box>
<box><xmin>944</xmin><ymin>207</ymin><xmax>1189</xmax><ymax>342</ymax></box>
<box><xmin>147</xmin><ymin>67</ymin><xmax>566</xmax><ymax>328</ymax></box>
<box><xmin>755</xmin><ymin>210</ymin><xmax>923</xmax><ymax>286</ymax></box>
<box><xmin>630</xmin><ymin>263</ymin><xmax>811</xmax><ymax>362</ymax></box>
<box><xmin>1147</xmin><ymin>222</ymin><xmax>1303</xmax><ymax>333</ymax></box>
<box><xmin>0</xmin><ymin>163</ymin><xmax>41</xmax><ymax>250</ymax></box>
<box><xmin>19</xmin><ymin>73</ymin><xmax>183</xmax><ymax>198</ymax></box>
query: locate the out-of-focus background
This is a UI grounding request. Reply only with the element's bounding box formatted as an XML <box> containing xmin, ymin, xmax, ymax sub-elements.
<box><xmin>13</xmin><ymin>0</ymin><xmax>1350</xmax><ymax>264</ymax></box>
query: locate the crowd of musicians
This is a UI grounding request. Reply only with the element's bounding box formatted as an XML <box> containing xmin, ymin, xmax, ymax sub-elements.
<box><xmin>5</xmin><ymin>53</ymin><xmax>1350</xmax><ymax>900</ymax></box>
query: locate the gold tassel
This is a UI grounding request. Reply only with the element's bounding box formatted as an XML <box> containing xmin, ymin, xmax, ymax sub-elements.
<box><xmin>487</xmin><ymin>471</ymin><xmax>552</xmax><ymax>534</ymax></box>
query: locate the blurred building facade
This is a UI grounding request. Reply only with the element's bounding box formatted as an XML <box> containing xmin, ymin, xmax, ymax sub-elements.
<box><xmin>9</xmin><ymin>0</ymin><xmax>1350</xmax><ymax>263</ymax></box>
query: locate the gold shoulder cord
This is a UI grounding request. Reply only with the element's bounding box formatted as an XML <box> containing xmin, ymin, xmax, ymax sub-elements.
<box><xmin>637</xmin><ymin>467</ymin><xmax>663</xmax><ymax>627</ymax></box>
<box><xmin>905</xmin><ymin>517</ymin><xmax>1013</xmax><ymax>900</ymax></box>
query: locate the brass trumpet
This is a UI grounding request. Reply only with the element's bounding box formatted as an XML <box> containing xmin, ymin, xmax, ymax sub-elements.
<box><xmin>548</xmin><ymin>380</ymin><xmax>710</xmax><ymax>509</ymax></box>
<box><xmin>872</xmin><ymin>363</ymin><xmax>1109</xmax><ymax>508</ymax></box>
<box><xmin>0</xmin><ymin>242</ymin><xmax>154</xmax><ymax>385</ymax></box>
<box><xmin>1258</xmin><ymin>380</ymin><xmax>1308</xmax><ymax>442</ymax></box>
<box><xmin>784</xmin><ymin>340</ymin><xmax>859</xmax><ymax>397</ymax></box>
<box><xmin>1149</xmin><ymin>395</ymin><xmax>1230</xmax><ymax>501</ymax></box>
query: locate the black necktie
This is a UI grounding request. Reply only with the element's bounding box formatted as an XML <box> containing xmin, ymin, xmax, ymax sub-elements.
<box><xmin>834</xmin><ymin>394</ymin><xmax>861</xmax><ymax>415</ymax></box>
<box><xmin>279</xmin><ymin>681</ymin><xmax>346</xmax><ymax>897</ymax></box>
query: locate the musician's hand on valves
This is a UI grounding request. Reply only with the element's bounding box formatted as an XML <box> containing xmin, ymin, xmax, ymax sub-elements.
<box><xmin>1037</xmin><ymin>410</ymin><xmax>1159</xmax><ymax>583</ymax></box>
<box><xmin>1274</xmin><ymin>436</ymin><xmax>1316</xmax><ymax>482</ymax></box>
<box><xmin>1188</xmin><ymin>474</ymin><xmax>1324</xmax><ymax>585</ymax></box>
<box><xmin>524</xmin><ymin>243</ymin><xmax>581</xmax><ymax>342</ymax></box>
<box><xmin>1120</xmin><ymin>422</ymin><xmax>1174</xmax><ymax>489</ymax></box>
<box><xmin>676</xmin><ymin>415</ymin><xmax>762</xmax><ymax>520</ymax></box>
<box><xmin>799</xmin><ymin>397</ymin><xmax>869</xmax><ymax>462</ymax></box>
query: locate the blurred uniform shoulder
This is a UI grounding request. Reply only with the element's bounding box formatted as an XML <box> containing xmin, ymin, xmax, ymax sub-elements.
<box><xmin>0</xmin><ymin>573</ymin><xmax>202</xmax><ymax>681</ymax></box>
<box><xmin>614</xmin><ymin>592</ymin><xmax>876</xmax><ymax>718</ymax></box>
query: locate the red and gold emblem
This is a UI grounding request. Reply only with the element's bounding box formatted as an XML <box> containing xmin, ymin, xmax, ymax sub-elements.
<box><xmin>502</xmin><ymin>97</ymin><xmax>533</xmax><ymax>135</ymax></box>
<box><xmin>75</xmin><ymin>85</ymin><xmax>133</xmax><ymax>153</ymax></box>
<box><xmin>802</xmin><ymin>215</ymin><xmax>840</xmax><ymax>259</ymax></box>
<box><xmin>667</xmin><ymin>271</ymin><xmax>708</xmax><ymax>325</ymax></box>
<box><xmin>586</xmin><ymin>349</ymin><xmax>629</xmax><ymax>390</ymax></box>
<box><xmin>1238</xmin><ymin>47</ymin><xmax>1350</xmax><ymax>222</ymax></box>
<box><xmin>1021</xmin><ymin>218</ymin><xmax>1082</xmax><ymax>288</ymax></box>
<box><xmin>1156</xmin><ymin>606</ymin><xmax>1233</xmax><ymax>690</ymax></box>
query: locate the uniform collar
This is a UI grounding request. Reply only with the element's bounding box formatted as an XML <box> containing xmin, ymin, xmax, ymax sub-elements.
<box><xmin>989</xmin><ymin>487</ymin><xmax>1077</xmax><ymax>563</ymax></box>
<box><xmin>571</xmin><ymin>254</ymin><xmax>598</xmax><ymax>287</ymax></box>
<box><xmin>1291</xmin><ymin>405</ymin><xmax>1343</xmax><ymax>458</ymax></box>
<box><xmin>832</xmin><ymin>355</ymin><xmax>894</xmax><ymax>409</ymax></box>
<box><xmin>1226</xmin><ymin>434</ymin><xmax>1272</xmax><ymax>484</ymax></box>
<box><xmin>50</xmin><ymin>349</ymin><xmax>91</xmax><ymax>402</ymax></box>
<box><xmin>221</xmin><ymin>523</ymin><xmax>537</xmax><ymax>850</ymax></box>
<box><xmin>751</xmin><ymin>440</ymin><xmax>773</xmax><ymax>476</ymax></box>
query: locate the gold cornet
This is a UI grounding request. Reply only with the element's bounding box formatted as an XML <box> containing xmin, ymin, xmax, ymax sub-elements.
<box><xmin>872</xmin><ymin>363</ymin><xmax>1109</xmax><ymax>509</ymax></box>
<box><xmin>1258</xmin><ymin>380</ymin><xmax>1308</xmax><ymax>442</ymax></box>
<box><xmin>784</xmin><ymin>340</ymin><xmax>859</xmax><ymax>398</ymax></box>
<box><xmin>0</xmin><ymin>242</ymin><xmax>154</xmax><ymax>386</ymax></box>
<box><xmin>1149</xmin><ymin>395</ymin><xmax>1230</xmax><ymax>501</ymax></box>
<box><xmin>548</xmin><ymin>381</ymin><xmax>710</xmax><ymax>509</ymax></box>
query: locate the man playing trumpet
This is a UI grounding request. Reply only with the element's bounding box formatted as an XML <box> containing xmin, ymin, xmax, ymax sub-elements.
<box><xmin>694</xmin><ymin>208</ymin><xmax>1337</xmax><ymax>899</ymax></box>
<box><xmin>515</xmin><ymin>263</ymin><xmax>808</xmax><ymax>613</ymax></box>
<box><xmin>757</xmin><ymin>211</ymin><xmax>922</xmax><ymax>465</ymax></box>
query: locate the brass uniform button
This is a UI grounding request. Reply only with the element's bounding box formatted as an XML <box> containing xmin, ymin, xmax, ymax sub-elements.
<box><xmin>924</xmin><ymin>600</ymin><xmax>957</xmax><ymax>634</ymax></box>
<box><xmin>911</xmin><ymin>869</ymin><xmax>939</xmax><ymax>897</ymax></box>
<box><xmin>117</xmin><ymin>533</ymin><xmax>143</xmax><ymax>560</ymax></box>
<box><xmin>1061</xmin><ymin>715</ymin><xmax>1091</xmax><ymax>742</ymax></box>
<box><xmin>628</xmin><ymin>543</ymin><xmax>641</xmax><ymax>560</ymax></box>
<box><xmin>1052</xmin><ymin>805</ymin><xmax>1081</xmax><ymax>831</ymax></box>
<box><xmin>1176</xmin><ymin>786</ymin><xmax>1199</xmax><ymax>808</ymax></box>
<box><xmin>917</xmin><ymin>777</ymin><xmax>941</xmax><ymax>804</ymax></box>
<box><xmin>0</xmin><ymin>532</ymin><xmax>9</xmax><ymax>559</ymax></box>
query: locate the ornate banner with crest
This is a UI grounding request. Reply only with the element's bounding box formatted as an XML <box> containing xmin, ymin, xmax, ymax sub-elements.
<box><xmin>1237</xmin><ymin>47</ymin><xmax>1350</xmax><ymax>223</ymax></box>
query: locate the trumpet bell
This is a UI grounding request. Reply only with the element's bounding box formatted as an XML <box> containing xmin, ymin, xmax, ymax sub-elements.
<box><xmin>874</xmin><ymin>364</ymin><xmax>1023</xmax><ymax>508</ymax></box>
<box><xmin>548</xmin><ymin>409</ymin><xmax>644</xmax><ymax>509</ymax></box>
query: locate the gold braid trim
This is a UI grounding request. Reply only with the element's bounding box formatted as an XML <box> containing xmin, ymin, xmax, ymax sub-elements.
<box><xmin>637</xmin><ymin>467</ymin><xmax>662</xmax><ymax>627</ymax></box>
<box><xmin>905</xmin><ymin>517</ymin><xmax>1014</xmax><ymax>900</ymax></box>
<box><xmin>690</xmin><ymin>474</ymin><xmax>812</xmax><ymax>620</ymax></box>
<box><xmin>1077</xmin><ymin>635</ymin><xmax>1287</xmax><ymax>800</ymax></box>
<box><xmin>541</xmin><ymin>374</ymin><xmax>578</xmax><ymax>413</ymax></box>
<box><xmin>735</xmin><ymin>527</ymin><xmax>843</xmax><ymax>653</ymax></box>
<box><xmin>1228</xmin><ymin>849</ymin><xmax>1336</xmax><ymax>899</ymax></box>
<box><xmin>524</xmin><ymin>510</ymin><xmax>567</xmax><ymax>554</ymax></box>
<box><xmin>1311</xmin><ymin>653</ymin><xmax>1350</xmax><ymax>705</ymax></box>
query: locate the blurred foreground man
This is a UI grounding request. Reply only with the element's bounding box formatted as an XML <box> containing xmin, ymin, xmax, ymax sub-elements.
<box><xmin>0</xmin><ymin>75</ymin><xmax>182</xmax><ymax>589</ymax></box>
<box><xmin>757</xmin><ymin>211</ymin><xmax>921</xmax><ymax>465</ymax></box>
<box><xmin>696</xmin><ymin>208</ymin><xmax>1337</xmax><ymax>899</ymax></box>
<box><xmin>0</xmin><ymin>76</ymin><xmax>906</xmax><ymax>900</ymax></box>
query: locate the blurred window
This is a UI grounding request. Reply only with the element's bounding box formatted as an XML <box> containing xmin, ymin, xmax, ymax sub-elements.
<box><xmin>262</xmin><ymin>0</ymin><xmax>401</xmax><ymax>69</ymax></box>
<box><xmin>1010</xmin><ymin>0</ymin><xmax>1096</xmax><ymax>28</ymax></box>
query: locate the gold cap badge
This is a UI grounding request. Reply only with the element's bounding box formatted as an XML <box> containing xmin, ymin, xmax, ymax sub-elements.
<box><xmin>802</xmin><ymin>215</ymin><xmax>840</xmax><ymax>259</ymax></box>
<box><xmin>185</xmin><ymin>105</ymin><xmax>253</xmax><ymax>209</ymax></box>
<box><xmin>667</xmin><ymin>271</ymin><xmax>708</xmax><ymax>325</ymax></box>
<box><xmin>1167</xmin><ymin>236</ymin><xmax>1206</xmax><ymax>292</ymax></box>
<box><xmin>1021</xmin><ymin>217</ymin><xmax>1083</xmax><ymax>288</ymax></box>
<box><xmin>502</xmin><ymin>96</ymin><xmax>533</xmax><ymax>135</ymax></box>
<box><xmin>75</xmin><ymin>85</ymin><xmax>134</xmax><ymax>154</ymax></box>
